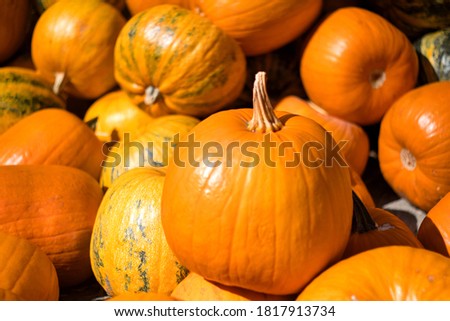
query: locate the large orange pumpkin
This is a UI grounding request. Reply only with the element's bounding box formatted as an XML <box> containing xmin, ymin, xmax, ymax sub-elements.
<box><xmin>114</xmin><ymin>4</ymin><xmax>246</xmax><ymax>118</ymax></box>
<box><xmin>417</xmin><ymin>192</ymin><xmax>450</xmax><ymax>257</ymax></box>
<box><xmin>275</xmin><ymin>95</ymin><xmax>370</xmax><ymax>175</ymax></box>
<box><xmin>192</xmin><ymin>0</ymin><xmax>323</xmax><ymax>56</ymax></box>
<box><xmin>125</xmin><ymin>0</ymin><xmax>191</xmax><ymax>15</ymax></box>
<box><xmin>0</xmin><ymin>165</ymin><xmax>103</xmax><ymax>287</ymax></box>
<box><xmin>0</xmin><ymin>109</ymin><xmax>105</xmax><ymax>180</ymax></box>
<box><xmin>0</xmin><ymin>0</ymin><xmax>30</xmax><ymax>63</ymax></box>
<box><xmin>297</xmin><ymin>246</ymin><xmax>450</xmax><ymax>300</ymax></box>
<box><xmin>161</xmin><ymin>72</ymin><xmax>353</xmax><ymax>295</ymax></box>
<box><xmin>301</xmin><ymin>7</ymin><xmax>419</xmax><ymax>125</ymax></box>
<box><xmin>91</xmin><ymin>168</ymin><xmax>188</xmax><ymax>296</ymax></box>
<box><xmin>378</xmin><ymin>81</ymin><xmax>450</xmax><ymax>211</ymax></box>
<box><xmin>31</xmin><ymin>0</ymin><xmax>126</xmax><ymax>99</ymax></box>
<box><xmin>0</xmin><ymin>231</ymin><xmax>59</xmax><ymax>301</ymax></box>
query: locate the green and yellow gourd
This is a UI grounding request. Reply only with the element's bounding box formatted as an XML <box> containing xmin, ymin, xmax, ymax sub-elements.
<box><xmin>91</xmin><ymin>168</ymin><xmax>189</xmax><ymax>296</ymax></box>
<box><xmin>415</xmin><ymin>29</ymin><xmax>450</xmax><ymax>81</ymax></box>
<box><xmin>0</xmin><ymin>67</ymin><xmax>66</xmax><ymax>134</ymax></box>
<box><xmin>100</xmin><ymin>114</ymin><xmax>199</xmax><ymax>189</ymax></box>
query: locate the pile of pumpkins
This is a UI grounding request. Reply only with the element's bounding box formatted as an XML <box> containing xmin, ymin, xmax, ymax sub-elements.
<box><xmin>0</xmin><ymin>0</ymin><xmax>449</xmax><ymax>301</ymax></box>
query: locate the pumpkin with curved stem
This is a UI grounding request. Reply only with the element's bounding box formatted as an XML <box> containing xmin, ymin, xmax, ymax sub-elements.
<box><xmin>114</xmin><ymin>4</ymin><xmax>246</xmax><ymax>118</ymax></box>
<box><xmin>0</xmin><ymin>0</ymin><xmax>30</xmax><ymax>63</ymax></box>
<box><xmin>192</xmin><ymin>0</ymin><xmax>323</xmax><ymax>56</ymax></box>
<box><xmin>100</xmin><ymin>114</ymin><xmax>199</xmax><ymax>189</ymax></box>
<box><xmin>297</xmin><ymin>246</ymin><xmax>450</xmax><ymax>300</ymax></box>
<box><xmin>417</xmin><ymin>192</ymin><xmax>450</xmax><ymax>257</ymax></box>
<box><xmin>275</xmin><ymin>95</ymin><xmax>370</xmax><ymax>175</ymax></box>
<box><xmin>91</xmin><ymin>168</ymin><xmax>188</xmax><ymax>296</ymax></box>
<box><xmin>0</xmin><ymin>67</ymin><xmax>66</xmax><ymax>134</ymax></box>
<box><xmin>0</xmin><ymin>108</ymin><xmax>105</xmax><ymax>180</ymax></box>
<box><xmin>0</xmin><ymin>231</ymin><xmax>59</xmax><ymax>301</ymax></box>
<box><xmin>301</xmin><ymin>7</ymin><xmax>419</xmax><ymax>125</ymax></box>
<box><xmin>161</xmin><ymin>72</ymin><xmax>353</xmax><ymax>295</ymax></box>
<box><xmin>0</xmin><ymin>165</ymin><xmax>104</xmax><ymax>288</ymax></box>
<box><xmin>343</xmin><ymin>192</ymin><xmax>423</xmax><ymax>259</ymax></box>
<box><xmin>378</xmin><ymin>81</ymin><xmax>450</xmax><ymax>212</ymax></box>
<box><xmin>84</xmin><ymin>90</ymin><xmax>154</xmax><ymax>142</ymax></box>
<box><xmin>31</xmin><ymin>0</ymin><xmax>126</xmax><ymax>99</ymax></box>
<box><xmin>171</xmin><ymin>273</ymin><xmax>293</xmax><ymax>301</ymax></box>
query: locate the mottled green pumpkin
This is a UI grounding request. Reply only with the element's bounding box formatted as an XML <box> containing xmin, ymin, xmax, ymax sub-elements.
<box><xmin>0</xmin><ymin>67</ymin><xmax>66</xmax><ymax>134</ymax></box>
<box><xmin>415</xmin><ymin>29</ymin><xmax>450</xmax><ymax>81</ymax></box>
<box><xmin>114</xmin><ymin>4</ymin><xmax>246</xmax><ymax>117</ymax></box>
<box><xmin>90</xmin><ymin>168</ymin><xmax>188</xmax><ymax>296</ymax></box>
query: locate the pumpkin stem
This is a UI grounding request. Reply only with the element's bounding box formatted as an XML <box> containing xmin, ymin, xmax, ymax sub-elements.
<box><xmin>53</xmin><ymin>72</ymin><xmax>66</xmax><ymax>95</ymax></box>
<box><xmin>369</xmin><ymin>70</ymin><xmax>386</xmax><ymax>89</ymax></box>
<box><xmin>400</xmin><ymin>148</ymin><xmax>416</xmax><ymax>171</ymax></box>
<box><xmin>351</xmin><ymin>191</ymin><xmax>377</xmax><ymax>233</ymax></box>
<box><xmin>144</xmin><ymin>86</ymin><xmax>160</xmax><ymax>106</ymax></box>
<box><xmin>247</xmin><ymin>72</ymin><xmax>283</xmax><ymax>133</ymax></box>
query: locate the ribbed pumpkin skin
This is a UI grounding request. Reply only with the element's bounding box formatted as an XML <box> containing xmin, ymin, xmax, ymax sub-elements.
<box><xmin>275</xmin><ymin>96</ymin><xmax>370</xmax><ymax>175</ymax></box>
<box><xmin>34</xmin><ymin>0</ymin><xmax>125</xmax><ymax>13</ymax></box>
<box><xmin>0</xmin><ymin>165</ymin><xmax>103</xmax><ymax>288</ymax></box>
<box><xmin>193</xmin><ymin>0</ymin><xmax>323</xmax><ymax>56</ymax></box>
<box><xmin>100</xmin><ymin>114</ymin><xmax>199</xmax><ymax>189</ymax></box>
<box><xmin>378</xmin><ymin>81</ymin><xmax>450</xmax><ymax>212</ymax></box>
<box><xmin>125</xmin><ymin>0</ymin><xmax>192</xmax><ymax>15</ymax></box>
<box><xmin>84</xmin><ymin>90</ymin><xmax>154</xmax><ymax>142</ymax></box>
<box><xmin>0</xmin><ymin>231</ymin><xmax>59</xmax><ymax>301</ymax></box>
<box><xmin>0</xmin><ymin>109</ymin><xmax>105</xmax><ymax>180</ymax></box>
<box><xmin>0</xmin><ymin>0</ymin><xmax>30</xmax><ymax>63</ymax></box>
<box><xmin>171</xmin><ymin>273</ymin><xmax>293</xmax><ymax>301</ymax></box>
<box><xmin>0</xmin><ymin>67</ymin><xmax>66</xmax><ymax>134</ymax></box>
<box><xmin>114</xmin><ymin>4</ymin><xmax>246</xmax><ymax>118</ymax></box>
<box><xmin>301</xmin><ymin>7</ymin><xmax>418</xmax><ymax>125</ymax></box>
<box><xmin>415</xmin><ymin>29</ymin><xmax>450</xmax><ymax>81</ymax></box>
<box><xmin>297</xmin><ymin>246</ymin><xmax>450</xmax><ymax>300</ymax></box>
<box><xmin>161</xmin><ymin>75</ymin><xmax>353</xmax><ymax>295</ymax></box>
<box><xmin>417</xmin><ymin>193</ymin><xmax>450</xmax><ymax>257</ymax></box>
<box><xmin>91</xmin><ymin>168</ymin><xmax>188</xmax><ymax>296</ymax></box>
<box><xmin>31</xmin><ymin>0</ymin><xmax>126</xmax><ymax>99</ymax></box>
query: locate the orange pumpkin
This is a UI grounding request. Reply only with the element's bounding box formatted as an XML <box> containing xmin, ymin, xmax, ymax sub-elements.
<box><xmin>349</xmin><ymin>168</ymin><xmax>375</xmax><ymax>208</ymax></box>
<box><xmin>34</xmin><ymin>0</ymin><xmax>125</xmax><ymax>13</ymax></box>
<box><xmin>114</xmin><ymin>4</ymin><xmax>246</xmax><ymax>118</ymax></box>
<box><xmin>192</xmin><ymin>0</ymin><xmax>323</xmax><ymax>56</ymax></box>
<box><xmin>0</xmin><ymin>165</ymin><xmax>103</xmax><ymax>287</ymax></box>
<box><xmin>343</xmin><ymin>192</ymin><xmax>423</xmax><ymax>259</ymax></box>
<box><xmin>275</xmin><ymin>95</ymin><xmax>370</xmax><ymax>175</ymax></box>
<box><xmin>161</xmin><ymin>72</ymin><xmax>353</xmax><ymax>295</ymax></box>
<box><xmin>0</xmin><ymin>109</ymin><xmax>105</xmax><ymax>180</ymax></box>
<box><xmin>83</xmin><ymin>90</ymin><xmax>154</xmax><ymax>142</ymax></box>
<box><xmin>417</xmin><ymin>192</ymin><xmax>450</xmax><ymax>257</ymax></box>
<box><xmin>297</xmin><ymin>246</ymin><xmax>450</xmax><ymax>300</ymax></box>
<box><xmin>301</xmin><ymin>7</ymin><xmax>419</xmax><ymax>125</ymax></box>
<box><xmin>171</xmin><ymin>273</ymin><xmax>294</xmax><ymax>301</ymax></box>
<box><xmin>31</xmin><ymin>0</ymin><xmax>126</xmax><ymax>99</ymax></box>
<box><xmin>0</xmin><ymin>231</ymin><xmax>59</xmax><ymax>301</ymax></box>
<box><xmin>0</xmin><ymin>0</ymin><xmax>30</xmax><ymax>63</ymax></box>
<box><xmin>378</xmin><ymin>81</ymin><xmax>450</xmax><ymax>211</ymax></box>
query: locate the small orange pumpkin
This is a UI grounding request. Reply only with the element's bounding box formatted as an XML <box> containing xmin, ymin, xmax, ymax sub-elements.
<box><xmin>378</xmin><ymin>81</ymin><xmax>450</xmax><ymax>211</ymax></box>
<box><xmin>301</xmin><ymin>7</ymin><xmax>419</xmax><ymax>125</ymax></box>
<box><xmin>417</xmin><ymin>192</ymin><xmax>450</xmax><ymax>257</ymax></box>
<box><xmin>31</xmin><ymin>0</ymin><xmax>126</xmax><ymax>99</ymax></box>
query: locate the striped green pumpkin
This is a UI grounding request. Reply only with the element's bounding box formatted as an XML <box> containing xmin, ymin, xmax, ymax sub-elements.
<box><xmin>415</xmin><ymin>29</ymin><xmax>450</xmax><ymax>81</ymax></box>
<box><xmin>114</xmin><ymin>4</ymin><xmax>246</xmax><ymax>118</ymax></box>
<box><xmin>0</xmin><ymin>67</ymin><xmax>66</xmax><ymax>134</ymax></box>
